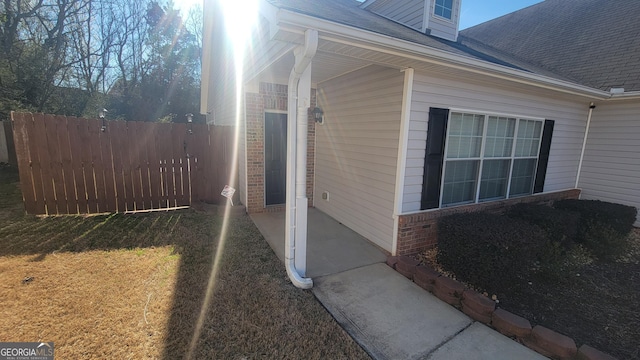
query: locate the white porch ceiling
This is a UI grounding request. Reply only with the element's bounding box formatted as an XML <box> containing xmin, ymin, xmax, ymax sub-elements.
<box><xmin>247</xmin><ymin>36</ymin><xmax>594</xmax><ymax>102</ymax></box>
<box><xmin>249</xmin><ymin>37</ymin><xmax>480</xmax><ymax>90</ymax></box>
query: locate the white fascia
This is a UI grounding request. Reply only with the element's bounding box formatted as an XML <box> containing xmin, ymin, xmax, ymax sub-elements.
<box><xmin>275</xmin><ymin>10</ymin><xmax>612</xmax><ymax>100</ymax></box>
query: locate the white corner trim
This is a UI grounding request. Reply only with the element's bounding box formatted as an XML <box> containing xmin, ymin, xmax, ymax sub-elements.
<box><xmin>421</xmin><ymin>0</ymin><xmax>431</xmax><ymax>33</ymax></box>
<box><xmin>392</xmin><ymin>67</ymin><xmax>415</xmax><ymax>256</ymax></box>
<box><xmin>258</xmin><ymin>0</ymin><xmax>280</xmax><ymax>40</ymax></box>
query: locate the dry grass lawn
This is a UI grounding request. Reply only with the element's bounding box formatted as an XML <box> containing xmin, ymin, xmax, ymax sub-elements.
<box><xmin>0</xmin><ymin>166</ymin><xmax>370</xmax><ymax>359</ymax></box>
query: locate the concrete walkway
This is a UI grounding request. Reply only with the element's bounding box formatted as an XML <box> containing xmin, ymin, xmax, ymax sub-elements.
<box><xmin>251</xmin><ymin>209</ymin><xmax>547</xmax><ymax>360</ymax></box>
<box><xmin>251</xmin><ymin>209</ymin><xmax>387</xmax><ymax>277</ymax></box>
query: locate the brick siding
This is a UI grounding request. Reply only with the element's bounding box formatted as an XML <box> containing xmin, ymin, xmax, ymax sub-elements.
<box><xmin>245</xmin><ymin>82</ymin><xmax>316</xmax><ymax>214</ymax></box>
<box><xmin>396</xmin><ymin>189</ymin><xmax>581</xmax><ymax>256</ymax></box>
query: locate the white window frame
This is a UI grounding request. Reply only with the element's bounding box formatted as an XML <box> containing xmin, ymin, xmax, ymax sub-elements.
<box><xmin>439</xmin><ymin>110</ymin><xmax>544</xmax><ymax>208</ymax></box>
<box><xmin>433</xmin><ymin>0</ymin><xmax>454</xmax><ymax>20</ymax></box>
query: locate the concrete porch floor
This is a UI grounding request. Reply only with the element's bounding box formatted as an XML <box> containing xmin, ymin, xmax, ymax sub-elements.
<box><xmin>250</xmin><ymin>208</ymin><xmax>387</xmax><ymax>277</ymax></box>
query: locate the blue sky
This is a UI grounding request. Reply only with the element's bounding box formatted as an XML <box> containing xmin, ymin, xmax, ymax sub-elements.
<box><xmin>459</xmin><ymin>0</ymin><xmax>543</xmax><ymax>29</ymax></box>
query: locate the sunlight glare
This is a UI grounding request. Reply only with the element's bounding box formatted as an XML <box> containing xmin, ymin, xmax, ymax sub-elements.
<box><xmin>186</xmin><ymin>1</ymin><xmax>258</xmax><ymax>358</ymax></box>
<box><xmin>220</xmin><ymin>0</ymin><xmax>259</xmax><ymax>59</ymax></box>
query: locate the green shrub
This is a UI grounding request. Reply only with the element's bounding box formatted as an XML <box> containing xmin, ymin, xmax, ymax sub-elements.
<box><xmin>507</xmin><ymin>203</ymin><xmax>579</xmax><ymax>245</ymax></box>
<box><xmin>437</xmin><ymin>211</ymin><xmax>547</xmax><ymax>294</ymax></box>
<box><xmin>507</xmin><ymin>203</ymin><xmax>580</xmax><ymax>275</ymax></box>
<box><xmin>553</xmin><ymin>199</ymin><xmax>637</xmax><ymax>259</ymax></box>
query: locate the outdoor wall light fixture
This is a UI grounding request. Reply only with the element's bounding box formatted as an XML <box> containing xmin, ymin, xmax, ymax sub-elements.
<box><xmin>311</xmin><ymin>107</ymin><xmax>324</xmax><ymax>124</ymax></box>
<box><xmin>186</xmin><ymin>113</ymin><xmax>193</xmax><ymax>134</ymax></box>
<box><xmin>99</xmin><ymin>108</ymin><xmax>108</xmax><ymax>132</ymax></box>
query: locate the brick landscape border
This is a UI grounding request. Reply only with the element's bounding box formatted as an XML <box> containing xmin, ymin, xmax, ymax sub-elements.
<box><xmin>386</xmin><ymin>255</ymin><xmax>618</xmax><ymax>360</ymax></box>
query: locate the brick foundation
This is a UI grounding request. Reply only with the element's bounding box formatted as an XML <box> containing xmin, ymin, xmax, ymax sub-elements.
<box><xmin>245</xmin><ymin>83</ymin><xmax>316</xmax><ymax>214</ymax></box>
<box><xmin>396</xmin><ymin>189</ymin><xmax>581</xmax><ymax>256</ymax></box>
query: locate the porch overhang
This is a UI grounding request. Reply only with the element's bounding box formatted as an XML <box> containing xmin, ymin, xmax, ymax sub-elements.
<box><xmin>249</xmin><ymin>2</ymin><xmax>613</xmax><ymax>101</ymax></box>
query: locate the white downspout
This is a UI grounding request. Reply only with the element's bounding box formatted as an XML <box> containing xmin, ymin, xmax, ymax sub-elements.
<box><xmin>285</xmin><ymin>29</ymin><xmax>317</xmax><ymax>289</ymax></box>
<box><xmin>575</xmin><ymin>102</ymin><xmax>596</xmax><ymax>190</ymax></box>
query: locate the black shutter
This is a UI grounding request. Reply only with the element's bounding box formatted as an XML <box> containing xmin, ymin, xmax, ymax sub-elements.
<box><xmin>533</xmin><ymin>119</ymin><xmax>554</xmax><ymax>193</ymax></box>
<box><xmin>420</xmin><ymin>108</ymin><xmax>449</xmax><ymax>209</ymax></box>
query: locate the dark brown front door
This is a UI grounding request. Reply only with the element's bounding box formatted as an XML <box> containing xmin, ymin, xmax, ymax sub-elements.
<box><xmin>265</xmin><ymin>113</ymin><xmax>287</xmax><ymax>205</ymax></box>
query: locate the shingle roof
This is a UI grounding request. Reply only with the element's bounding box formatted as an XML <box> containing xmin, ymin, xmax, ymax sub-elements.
<box><xmin>459</xmin><ymin>0</ymin><xmax>640</xmax><ymax>92</ymax></box>
<box><xmin>266</xmin><ymin>0</ymin><xmax>531</xmax><ymax>66</ymax></box>
<box><xmin>267</xmin><ymin>0</ymin><xmax>640</xmax><ymax>92</ymax></box>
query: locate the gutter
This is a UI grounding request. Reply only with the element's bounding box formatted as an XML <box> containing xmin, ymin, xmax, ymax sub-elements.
<box><xmin>575</xmin><ymin>103</ymin><xmax>596</xmax><ymax>189</ymax></box>
<box><xmin>284</xmin><ymin>29</ymin><xmax>317</xmax><ymax>289</ymax></box>
<box><xmin>608</xmin><ymin>91</ymin><xmax>640</xmax><ymax>100</ymax></box>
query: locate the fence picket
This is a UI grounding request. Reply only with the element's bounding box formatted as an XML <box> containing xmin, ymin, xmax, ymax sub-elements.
<box><xmin>67</xmin><ymin>116</ymin><xmax>88</xmax><ymax>214</ymax></box>
<box><xmin>171</xmin><ymin>123</ymin><xmax>186</xmax><ymax>207</ymax></box>
<box><xmin>32</xmin><ymin>114</ymin><xmax>55</xmax><ymax>214</ymax></box>
<box><xmin>23</xmin><ymin>113</ymin><xmax>47</xmax><ymax>214</ymax></box>
<box><xmin>126</xmin><ymin>121</ymin><xmax>142</xmax><ymax>210</ymax></box>
<box><xmin>98</xmin><ymin>119</ymin><xmax>116</xmax><ymax>212</ymax></box>
<box><xmin>83</xmin><ymin>119</ymin><xmax>100</xmax><ymax>213</ymax></box>
<box><xmin>133</xmin><ymin>122</ymin><xmax>151</xmax><ymax>210</ymax></box>
<box><xmin>191</xmin><ymin>123</ymin><xmax>206</xmax><ymax>203</ymax></box>
<box><xmin>146</xmin><ymin>123</ymin><xmax>161</xmax><ymax>209</ymax></box>
<box><xmin>108</xmin><ymin>121</ymin><xmax>126</xmax><ymax>212</ymax></box>
<box><xmin>11</xmin><ymin>113</ymin><xmax>37</xmax><ymax>214</ymax></box>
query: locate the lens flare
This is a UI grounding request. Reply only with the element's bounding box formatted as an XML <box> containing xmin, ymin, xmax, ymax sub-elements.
<box><xmin>186</xmin><ymin>0</ymin><xmax>258</xmax><ymax>357</ymax></box>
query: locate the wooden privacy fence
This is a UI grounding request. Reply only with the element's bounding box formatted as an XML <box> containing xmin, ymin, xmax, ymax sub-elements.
<box><xmin>11</xmin><ymin>112</ymin><xmax>237</xmax><ymax>215</ymax></box>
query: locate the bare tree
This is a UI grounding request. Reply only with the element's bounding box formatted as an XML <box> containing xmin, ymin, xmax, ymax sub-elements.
<box><xmin>0</xmin><ymin>0</ymin><xmax>202</xmax><ymax>120</ymax></box>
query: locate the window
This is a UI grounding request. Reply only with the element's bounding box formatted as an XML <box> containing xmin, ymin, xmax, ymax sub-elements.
<box><xmin>434</xmin><ymin>0</ymin><xmax>453</xmax><ymax>20</ymax></box>
<box><xmin>440</xmin><ymin>112</ymin><xmax>543</xmax><ymax>207</ymax></box>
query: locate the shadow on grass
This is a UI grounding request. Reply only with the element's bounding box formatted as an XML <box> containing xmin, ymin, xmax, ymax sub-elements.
<box><xmin>0</xmin><ymin>166</ymin><xmax>370</xmax><ymax>359</ymax></box>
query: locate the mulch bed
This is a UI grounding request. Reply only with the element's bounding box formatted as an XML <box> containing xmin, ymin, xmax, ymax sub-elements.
<box><xmin>418</xmin><ymin>229</ymin><xmax>640</xmax><ymax>360</ymax></box>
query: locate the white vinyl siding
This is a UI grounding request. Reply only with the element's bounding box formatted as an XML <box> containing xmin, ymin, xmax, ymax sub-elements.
<box><xmin>366</xmin><ymin>0</ymin><xmax>425</xmax><ymax>31</ymax></box>
<box><xmin>315</xmin><ymin>65</ymin><xmax>404</xmax><ymax>252</ymax></box>
<box><xmin>578</xmin><ymin>101</ymin><xmax>640</xmax><ymax>226</ymax></box>
<box><xmin>207</xmin><ymin>5</ymin><xmax>236</xmax><ymax>125</ymax></box>
<box><xmin>403</xmin><ymin>71</ymin><xmax>588</xmax><ymax>213</ymax></box>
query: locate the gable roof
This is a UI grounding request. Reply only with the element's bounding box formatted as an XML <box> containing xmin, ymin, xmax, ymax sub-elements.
<box><xmin>263</xmin><ymin>0</ymin><xmax>638</xmax><ymax>95</ymax></box>
<box><xmin>459</xmin><ymin>0</ymin><xmax>640</xmax><ymax>92</ymax></box>
<box><xmin>266</xmin><ymin>0</ymin><xmax>538</xmax><ymax>69</ymax></box>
